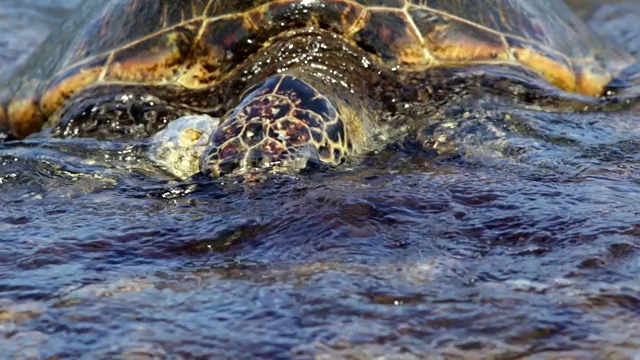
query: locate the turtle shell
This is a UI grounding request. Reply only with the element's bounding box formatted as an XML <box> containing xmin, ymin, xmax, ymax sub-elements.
<box><xmin>0</xmin><ymin>0</ymin><xmax>635</xmax><ymax>138</ymax></box>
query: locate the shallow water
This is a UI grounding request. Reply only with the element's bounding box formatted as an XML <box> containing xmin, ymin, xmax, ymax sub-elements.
<box><xmin>1</xmin><ymin>1</ymin><xmax>640</xmax><ymax>359</ymax></box>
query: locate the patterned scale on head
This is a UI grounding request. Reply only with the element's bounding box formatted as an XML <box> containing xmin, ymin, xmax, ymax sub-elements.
<box><xmin>201</xmin><ymin>74</ymin><xmax>352</xmax><ymax>177</ymax></box>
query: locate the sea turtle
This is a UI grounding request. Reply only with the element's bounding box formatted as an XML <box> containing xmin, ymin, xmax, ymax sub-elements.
<box><xmin>0</xmin><ymin>0</ymin><xmax>635</xmax><ymax>177</ymax></box>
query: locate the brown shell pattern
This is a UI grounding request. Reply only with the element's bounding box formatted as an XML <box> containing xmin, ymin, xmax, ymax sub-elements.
<box><xmin>1</xmin><ymin>0</ymin><xmax>635</xmax><ymax>138</ymax></box>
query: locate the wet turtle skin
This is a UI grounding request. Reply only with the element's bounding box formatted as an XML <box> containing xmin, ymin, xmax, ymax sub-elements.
<box><xmin>0</xmin><ymin>0</ymin><xmax>635</xmax><ymax>177</ymax></box>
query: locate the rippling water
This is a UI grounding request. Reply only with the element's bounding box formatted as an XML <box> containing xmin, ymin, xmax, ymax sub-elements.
<box><xmin>1</xmin><ymin>1</ymin><xmax>640</xmax><ymax>359</ymax></box>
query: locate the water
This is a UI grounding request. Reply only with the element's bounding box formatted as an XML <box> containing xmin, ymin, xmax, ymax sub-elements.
<box><xmin>1</xmin><ymin>1</ymin><xmax>640</xmax><ymax>358</ymax></box>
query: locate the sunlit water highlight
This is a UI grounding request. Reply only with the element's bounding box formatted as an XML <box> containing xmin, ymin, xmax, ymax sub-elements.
<box><xmin>0</xmin><ymin>1</ymin><xmax>639</xmax><ymax>358</ymax></box>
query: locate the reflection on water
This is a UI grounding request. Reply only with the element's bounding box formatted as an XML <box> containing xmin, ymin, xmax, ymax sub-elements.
<box><xmin>1</xmin><ymin>1</ymin><xmax>640</xmax><ymax>358</ymax></box>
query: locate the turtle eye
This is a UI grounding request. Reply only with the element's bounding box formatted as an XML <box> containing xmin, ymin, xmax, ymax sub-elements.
<box><xmin>50</xmin><ymin>93</ymin><xmax>187</xmax><ymax>140</ymax></box>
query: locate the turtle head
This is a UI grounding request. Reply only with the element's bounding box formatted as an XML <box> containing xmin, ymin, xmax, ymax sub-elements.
<box><xmin>200</xmin><ymin>73</ymin><xmax>365</xmax><ymax>178</ymax></box>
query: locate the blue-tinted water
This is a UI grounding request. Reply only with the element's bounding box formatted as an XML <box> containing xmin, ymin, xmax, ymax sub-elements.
<box><xmin>0</xmin><ymin>1</ymin><xmax>639</xmax><ymax>358</ymax></box>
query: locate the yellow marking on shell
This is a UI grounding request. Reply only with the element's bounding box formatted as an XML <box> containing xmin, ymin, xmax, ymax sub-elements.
<box><xmin>400</xmin><ymin>3</ymin><xmax>632</xmax><ymax>96</ymax></box>
<box><xmin>8</xmin><ymin>98</ymin><xmax>43</xmax><ymax>139</ymax></box>
<box><xmin>575</xmin><ymin>63</ymin><xmax>613</xmax><ymax>98</ymax></box>
<box><xmin>510</xmin><ymin>44</ymin><xmax>576</xmax><ymax>93</ymax></box>
<box><xmin>362</xmin><ymin>9</ymin><xmax>427</xmax><ymax>66</ymax></box>
<box><xmin>105</xmin><ymin>30</ymin><xmax>191</xmax><ymax>82</ymax></box>
<box><xmin>34</xmin><ymin>0</ymin><xmax>605</xmax><ymax>98</ymax></box>
<box><xmin>160</xmin><ymin>5</ymin><xmax>168</xmax><ymax>28</ymax></box>
<box><xmin>244</xmin><ymin>7</ymin><xmax>262</xmax><ymax>30</ymax></box>
<box><xmin>203</xmin><ymin>0</ymin><xmax>214</xmax><ymax>16</ymax></box>
<box><xmin>178</xmin><ymin>61</ymin><xmax>223</xmax><ymax>88</ymax></box>
<box><xmin>401</xmin><ymin>3</ymin><xmax>435</xmax><ymax>66</ymax></box>
<box><xmin>424</xmin><ymin>22</ymin><xmax>509</xmax><ymax>62</ymax></box>
<box><xmin>39</xmin><ymin>17</ymin><xmax>204</xmax><ymax>90</ymax></box>
<box><xmin>178</xmin><ymin>14</ymin><xmax>223</xmax><ymax>88</ymax></box>
<box><xmin>344</xmin><ymin>2</ymin><xmax>367</xmax><ymax>37</ymax></box>
<box><xmin>5</xmin><ymin>79</ymin><xmax>46</xmax><ymax>138</ymax></box>
<box><xmin>406</xmin><ymin>4</ymin><xmax>559</xmax><ymax>58</ymax></box>
<box><xmin>40</xmin><ymin>60</ymin><xmax>106</xmax><ymax>118</ymax></box>
<box><xmin>395</xmin><ymin>15</ymin><xmax>430</xmax><ymax>65</ymax></box>
<box><xmin>338</xmin><ymin>3</ymin><xmax>363</xmax><ymax>34</ymax></box>
<box><xmin>4</xmin><ymin>0</ymin><xmax>631</xmax><ymax>140</ymax></box>
<box><xmin>178</xmin><ymin>15</ymin><xmax>252</xmax><ymax>88</ymax></box>
<box><xmin>98</xmin><ymin>52</ymin><xmax>115</xmax><ymax>81</ymax></box>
